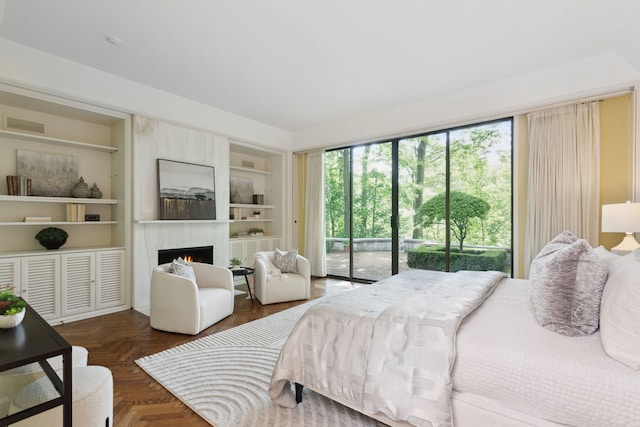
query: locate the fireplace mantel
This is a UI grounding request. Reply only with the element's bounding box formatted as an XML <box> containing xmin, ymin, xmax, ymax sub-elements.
<box><xmin>136</xmin><ymin>219</ymin><xmax>231</xmax><ymax>224</ymax></box>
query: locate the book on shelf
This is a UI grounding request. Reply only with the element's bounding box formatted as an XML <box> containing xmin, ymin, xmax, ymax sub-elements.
<box><xmin>66</xmin><ymin>203</ymin><xmax>86</xmax><ymax>222</ymax></box>
<box><xmin>6</xmin><ymin>175</ymin><xmax>32</xmax><ymax>196</ymax></box>
<box><xmin>23</xmin><ymin>216</ymin><xmax>52</xmax><ymax>222</ymax></box>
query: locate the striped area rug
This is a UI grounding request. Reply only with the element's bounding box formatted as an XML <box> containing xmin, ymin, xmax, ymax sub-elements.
<box><xmin>135</xmin><ymin>300</ymin><xmax>386</xmax><ymax>427</ymax></box>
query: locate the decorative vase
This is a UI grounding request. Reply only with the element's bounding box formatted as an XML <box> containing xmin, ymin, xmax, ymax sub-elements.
<box><xmin>90</xmin><ymin>183</ymin><xmax>103</xmax><ymax>199</ymax></box>
<box><xmin>0</xmin><ymin>308</ymin><xmax>26</xmax><ymax>328</ymax></box>
<box><xmin>71</xmin><ymin>176</ymin><xmax>91</xmax><ymax>198</ymax></box>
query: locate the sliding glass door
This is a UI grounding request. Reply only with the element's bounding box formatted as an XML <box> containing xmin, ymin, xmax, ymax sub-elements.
<box><xmin>351</xmin><ymin>143</ymin><xmax>393</xmax><ymax>281</ymax></box>
<box><xmin>398</xmin><ymin>133</ymin><xmax>447</xmax><ymax>272</ymax></box>
<box><xmin>324</xmin><ymin>118</ymin><xmax>512</xmax><ymax>281</ymax></box>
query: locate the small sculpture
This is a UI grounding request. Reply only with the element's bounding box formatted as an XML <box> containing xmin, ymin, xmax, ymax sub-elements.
<box><xmin>70</xmin><ymin>176</ymin><xmax>90</xmax><ymax>198</ymax></box>
<box><xmin>90</xmin><ymin>183</ymin><xmax>103</xmax><ymax>199</ymax></box>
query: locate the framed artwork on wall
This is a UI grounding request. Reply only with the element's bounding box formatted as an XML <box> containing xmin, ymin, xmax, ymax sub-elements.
<box><xmin>17</xmin><ymin>150</ymin><xmax>78</xmax><ymax>197</ymax></box>
<box><xmin>157</xmin><ymin>159</ymin><xmax>216</xmax><ymax>220</ymax></box>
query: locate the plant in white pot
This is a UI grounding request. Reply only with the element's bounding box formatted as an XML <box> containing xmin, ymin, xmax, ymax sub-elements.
<box><xmin>0</xmin><ymin>285</ymin><xmax>26</xmax><ymax>328</ymax></box>
<box><xmin>248</xmin><ymin>227</ymin><xmax>264</xmax><ymax>237</ymax></box>
<box><xmin>230</xmin><ymin>257</ymin><xmax>243</xmax><ymax>269</ymax></box>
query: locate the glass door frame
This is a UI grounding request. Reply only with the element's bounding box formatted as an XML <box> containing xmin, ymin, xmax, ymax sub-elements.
<box><xmin>325</xmin><ymin>117</ymin><xmax>513</xmax><ymax>282</ymax></box>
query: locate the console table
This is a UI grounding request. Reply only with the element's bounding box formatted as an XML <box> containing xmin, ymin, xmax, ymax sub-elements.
<box><xmin>0</xmin><ymin>302</ymin><xmax>72</xmax><ymax>427</ymax></box>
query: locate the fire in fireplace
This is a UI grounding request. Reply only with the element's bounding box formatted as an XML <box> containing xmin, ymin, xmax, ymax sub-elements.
<box><xmin>158</xmin><ymin>245</ymin><xmax>214</xmax><ymax>265</ymax></box>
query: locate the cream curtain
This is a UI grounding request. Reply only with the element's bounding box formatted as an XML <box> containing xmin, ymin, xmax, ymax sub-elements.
<box><xmin>524</xmin><ymin>102</ymin><xmax>600</xmax><ymax>276</ymax></box>
<box><xmin>304</xmin><ymin>151</ymin><xmax>327</xmax><ymax>276</ymax></box>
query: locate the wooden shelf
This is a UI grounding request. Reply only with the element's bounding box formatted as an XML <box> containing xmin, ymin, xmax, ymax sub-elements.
<box><xmin>230</xmin><ymin>165</ymin><xmax>272</xmax><ymax>175</ymax></box>
<box><xmin>0</xmin><ymin>128</ymin><xmax>118</xmax><ymax>152</ymax></box>
<box><xmin>229</xmin><ymin>203</ymin><xmax>273</xmax><ymax>209</ymax></box>
<box><xmin>0</xmin><ymin>195</ymin><xmax>117</xmax><ymax>204</ymax></box>
<box><xmin>230</xmin><ymin>219</ymin><xmax>273</xmax><ymax>223</ymax></box>
<box><xmin>230</xmin><ymin>235</ymin><xmax>279</xmax><ymax>240</ymax></box>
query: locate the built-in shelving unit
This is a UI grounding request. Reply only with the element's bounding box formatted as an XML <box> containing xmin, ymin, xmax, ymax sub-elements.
<box><xmin>229</xmin><ymin>141</ymin><xmax>286</xmax><ymax>263</ymax></box>
<box><xmin>0</xmin><ymin>83</ymin><xmax>131</xmax><ymax>325</ymax></box>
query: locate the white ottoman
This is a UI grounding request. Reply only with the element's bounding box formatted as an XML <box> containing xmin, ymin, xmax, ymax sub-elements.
<box><xmin>0</xmin><ymin>345</ymin><xmax>88</xmax><ymax>417</ymax></box>
<box><xmin>9</xmin><ymin>365</ymin><xmax>113</xmax><ymax>427</ymax></box>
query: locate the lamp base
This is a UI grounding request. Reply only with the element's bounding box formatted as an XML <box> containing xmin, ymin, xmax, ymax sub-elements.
<box><xmin>610</xmin><ymin>233</ymin><xmax>640</xmax><ymax>253</ymax></box>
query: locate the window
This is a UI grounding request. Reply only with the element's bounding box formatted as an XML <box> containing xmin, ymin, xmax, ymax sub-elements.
<box><xmin>324</xmin><ymin>118</ymin><xmax>513</xmax><ymax>281</ymax></box>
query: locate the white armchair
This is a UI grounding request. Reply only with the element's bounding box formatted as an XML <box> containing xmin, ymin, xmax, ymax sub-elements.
<box><xmin>150</xmin><ymin>262</ymin><xmax>234</xmax><ymax>335</ymax></box>
<box><xmin>254</xmin><ymin>251</ymin><xmax>311</xmax><ymax>305</ymax></box>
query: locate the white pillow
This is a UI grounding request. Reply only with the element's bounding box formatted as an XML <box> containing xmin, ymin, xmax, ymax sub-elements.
<box><xmin>600</xmin><ymin>260</ymin><xmax>640</xmax><ymax>370</ymax></box>
<box><xmin>607</xmin><ymin>248</ymin><xmax>640</xmax><ymax>274</ymax></box>
<box><xmin>592</xmin><ymin>245</ymin><xmax>620</xmax><ymax>268</ymax></box>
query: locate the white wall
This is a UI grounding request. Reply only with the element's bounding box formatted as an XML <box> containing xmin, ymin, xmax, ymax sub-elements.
<box><xmin>292</xmin><ymin>52</ymin><xmax>640</xmax><ymax>150</ymax></box>
<box><xmin>0</xmin><ymin>38</ymin><xmax>292</xmax><ymax>150</ymax></box>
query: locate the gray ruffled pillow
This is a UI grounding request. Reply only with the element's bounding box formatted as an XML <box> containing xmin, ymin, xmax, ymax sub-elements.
<box><xmin>529</xmin><ymin>231</ymin><xmax>608</xmax><ymax>336</ymax></box>
<box><xmin>273</xmin><ymin>248</ymin><xmax>298</xmax><ymax>273</ymax></box>
<box><xmin>168</xmin><ymin>257</ymin><xmax>196</xmax><ymax>281</ymax></box>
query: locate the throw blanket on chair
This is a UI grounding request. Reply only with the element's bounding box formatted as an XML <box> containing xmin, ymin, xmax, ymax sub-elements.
<box><xmin>269</xmin><ymin>269</ymin><xmax>505</xmax><ymax>427</ymax></box>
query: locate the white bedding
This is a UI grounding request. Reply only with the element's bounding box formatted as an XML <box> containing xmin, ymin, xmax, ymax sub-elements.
<box><xmin>269</xmin><ymin>269</ymin><xmax>505</xmax><ymax>426</ymax></box>
<box><xmin>453</xmin><ymin>278</ymin><xmax>640</xmax><ymax>426</ymax></box>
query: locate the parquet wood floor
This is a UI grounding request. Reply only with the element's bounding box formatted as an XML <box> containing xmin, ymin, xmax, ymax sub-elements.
<box><xmin>53</xmin><ymin>277</ymin><xmax>355</xmax><ymax>426</ymax></box>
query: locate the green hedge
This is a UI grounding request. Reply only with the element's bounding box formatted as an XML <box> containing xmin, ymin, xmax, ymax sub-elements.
<box><xmin>407</xmin><ymin>245</ymin><xmax>507</xmax><ymax>272</ymax></box>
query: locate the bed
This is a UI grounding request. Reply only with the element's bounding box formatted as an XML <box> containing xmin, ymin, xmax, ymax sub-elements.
<box><xmin>268</xmin><ymin>233</ymin><xmax>640</xmax><ymax>427</ymax></box>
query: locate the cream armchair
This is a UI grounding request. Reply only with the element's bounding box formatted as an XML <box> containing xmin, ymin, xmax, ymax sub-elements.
<box><xmin>151</xmin><ymin>262</ymin><xmax>234</xmax><ymax>335</ymax></box>
<box><xmin>254</xmin><ymin>251</ymin><xmax>311</xmax><ymax>305</ymax></box>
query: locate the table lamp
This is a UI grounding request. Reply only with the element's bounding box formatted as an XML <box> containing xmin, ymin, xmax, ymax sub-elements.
<box><xmin>601</xmin><ymin>201</ymin><xmax>640</xmax><ymax>252</ymax></box>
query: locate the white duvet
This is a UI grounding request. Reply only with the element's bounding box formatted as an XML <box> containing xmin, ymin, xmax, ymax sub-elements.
<box><xmin>269</xmin><ymin>269</ymin><xmax>505</xmax><ymax>427</ymax></box>
<box><xmin>453</xmin><ymin>278</ymin><xmax>640</xmax><ymax>427</ymax></box>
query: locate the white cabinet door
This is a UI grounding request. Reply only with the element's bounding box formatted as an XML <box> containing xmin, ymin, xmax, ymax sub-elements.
<box><xmin>245</xmin><ymin>240</ymin><xmax>260</xmax><ymax>263</ymax></box>
<box><xmin>269</xmin><ymin>238</ymin><xmax>281</xmax><ymax>250</ymax></box>
<box><xmin>22</xmin><ymin>254</ymin><xmax>60</xmax><ymax>320</ymax></box>
<box><xmin>96</xmin><ymin>249</ymin><xmax>125</xmax><ymax>309</ymax></box>
<box><xmin>61</xmin><ymin>252</ymin><xmax>96</xmax><ymax>316</ymax></box>
<box><xmin>230</xmin><ymin>240</ymin><xmax>245</xmax><ymax>262</ymax></box>
<box><xmin>0</xmin><ymin>257</ymin><xmax>20</xmax><ymax>295</ymax></box>
<box><xmin>258</xmin><ymin>239</ymin><xmax>272</xmax><ymax>251</ymax></box>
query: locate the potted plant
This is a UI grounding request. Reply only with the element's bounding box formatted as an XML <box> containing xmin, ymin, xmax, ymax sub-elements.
<box><xmin>248</xmin><ymin>227</ymin><xmax>264</xmax><ymax>237</ymax></box>
<box><xmin>0</xmin><ymin>285</ymin><xmax>26</xmax><ymax>328</ymax></box>
<box><xmin>230</xmin><ymin>257</ymin><xmax>243</xmax><ymax>269</ymax></box>
<box><xmin>35</xmin><ymin>227</ymin><xmax>68</xmax><ymax>250</ymax></box>
<box><xmin>253</xmin><ymin>210</ymin><xmax>261</xmax><ymax>220</ymax></box>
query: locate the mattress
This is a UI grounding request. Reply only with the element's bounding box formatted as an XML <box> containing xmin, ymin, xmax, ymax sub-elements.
<box><xmin>452</xmin><ymin>278</ymin><xmax>640</xmax><ymax>427</ymax></box>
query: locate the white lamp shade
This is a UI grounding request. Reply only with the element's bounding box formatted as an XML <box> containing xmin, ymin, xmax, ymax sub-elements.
<box><xmin>602</xmin><ymin>202</ymin><xmax>640</xmax><ymax>233</ymax></box>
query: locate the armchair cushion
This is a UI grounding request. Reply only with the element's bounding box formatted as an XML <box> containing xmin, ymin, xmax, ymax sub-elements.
<box><xmin>273</xmin><ymin>248</ymin><xmax>298</xmax><ymax>273</ymax></box>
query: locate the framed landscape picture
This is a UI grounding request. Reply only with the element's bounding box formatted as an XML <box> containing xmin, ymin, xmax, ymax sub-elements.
<box><xmin>157</xmin><ymin>159</ymin><xmax>216</xmax><ymax>220</ymax></box>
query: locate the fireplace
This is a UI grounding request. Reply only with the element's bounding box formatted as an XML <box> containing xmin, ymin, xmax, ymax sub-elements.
<box><xmin>158</xmin><ymin>245</ymin><xmax>214</xmax><ymax>265</ymax></box>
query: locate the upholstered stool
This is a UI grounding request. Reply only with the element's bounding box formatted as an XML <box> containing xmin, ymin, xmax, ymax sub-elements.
<box><xmin>0</xmin><ymin>345</ymin><xmax>88</xmax><ymax>417</ymax></box>
<box><xmin>9</xmin><ymin>365</ymin><xmax>113</xmax><ymax>427</ymax></box>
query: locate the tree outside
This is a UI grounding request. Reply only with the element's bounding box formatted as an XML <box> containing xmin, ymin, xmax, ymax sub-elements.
<box><xmin>417</xmin><ymin>191</ymin><xmax>490</xmax><ymax>253</ymax></box>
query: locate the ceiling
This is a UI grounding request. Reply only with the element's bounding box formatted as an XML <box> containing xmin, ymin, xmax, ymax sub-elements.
<box><xmin>0</xmin><ymin>0</ymin><xmax>639</xmax><ymax>131</ymax></box>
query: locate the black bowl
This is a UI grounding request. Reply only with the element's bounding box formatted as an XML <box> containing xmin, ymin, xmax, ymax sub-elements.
<box><xmin>38</xmin><ymin>238</ymin><xmax>67</xmax><ymax>250</ymax></box>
